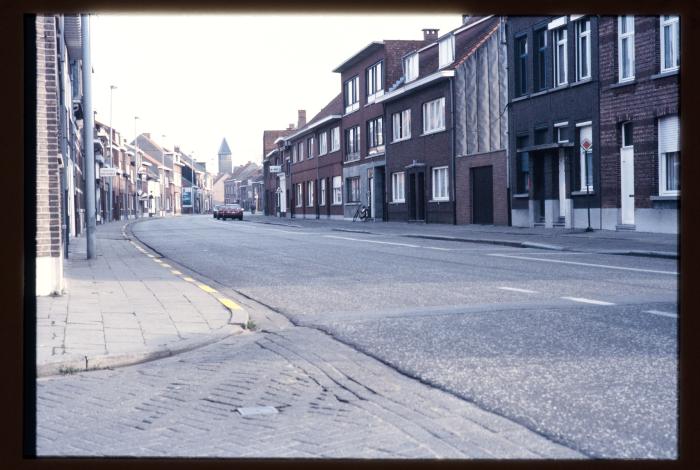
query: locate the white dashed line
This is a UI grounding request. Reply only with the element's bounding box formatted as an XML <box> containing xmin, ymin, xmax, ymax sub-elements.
<box><xmin>644</xmin><ymin>310</ymin><xmax>678</xmax><ymax>318</ymax></box>
<box><xmin>488</xmin><ymin>253</ymin><xmax>678</xmax><ymax>275</ymax></box>
<box><xmin>561</xmin><ymin>296</ymin><xmax>616</xmax><ymax>306</ymax></box>
<box><xmin>324</xmin><ymin>235</ymin><xmax>420</xmax><ymax>248</ymax></box>
<box><xmin>498</xmin><ymin>286</ymin><xmax>538</xmax><ymax>294</ymax></box>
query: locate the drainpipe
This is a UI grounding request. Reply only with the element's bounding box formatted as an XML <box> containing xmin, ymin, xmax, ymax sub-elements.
<box><xmin>450</xmin><ymin>77</ymin><xmax>457</xmax><ymax>225</ymax></box>
<box><xmin>81</xmin><ymin>14</ymin><xmax>96</xmax><ymax>259</ymax></box>
<box><xmin>57</xmin><ymin>16</ymin><xmax>69</xmax><ymax>257</ymax></box>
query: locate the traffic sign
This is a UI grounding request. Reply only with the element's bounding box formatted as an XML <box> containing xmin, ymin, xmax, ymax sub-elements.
<box><xmin>100</xmin><ymin>167</ymin><xmax>117</xmax><ymax>177</ymax></box>
<box><xmin>581</xmin><ymin>137</ymin><xmax>592</xmax><ymax>152</ymax></box>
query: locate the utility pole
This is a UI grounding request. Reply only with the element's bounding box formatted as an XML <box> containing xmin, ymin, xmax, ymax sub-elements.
<box><xmin>81</xmin><ymin>14</ymin><xmax>96</xmax><ymax>259</ymax></box>
<box><xmin>134</xmin><ymin>116</ymin><xmax>140</xmax><ymax>218</ymax></box>
<box><xmin>108</xmin><ymin>84</ymin><xmax>116</xmax><ymax>222</ymax></box>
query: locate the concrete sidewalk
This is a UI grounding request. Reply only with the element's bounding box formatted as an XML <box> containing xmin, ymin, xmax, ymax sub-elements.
<box><xmin>246</xmin><ymin>213</ymin><xmax>678</xmax><ymax>259</ymax></box>
<box><xmin>36</xmin><ymin>218</ymin><xmax>246</xmax><ymax>377</ymax></box>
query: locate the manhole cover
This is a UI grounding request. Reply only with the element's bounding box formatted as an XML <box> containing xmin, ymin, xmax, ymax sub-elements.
<box><xmin>236</xmin><ymin>406</ymin><xmax>279</xmax><ymax>417</ymax></box>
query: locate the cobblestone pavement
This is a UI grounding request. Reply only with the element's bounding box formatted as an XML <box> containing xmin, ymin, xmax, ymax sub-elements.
<box><xmin>36</xmin><ymin>317</ymin><xmax>584</xmax><ymax>459</ymax></box>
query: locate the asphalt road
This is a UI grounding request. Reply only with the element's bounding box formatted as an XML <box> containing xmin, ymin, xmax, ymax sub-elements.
<box><xmin>132</xmin><ymin>214</ymin><xmax>678</xmax><ymax>458</ymax></box>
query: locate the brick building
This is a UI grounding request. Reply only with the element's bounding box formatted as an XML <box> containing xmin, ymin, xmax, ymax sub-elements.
<box><xmin>598</xmin><ymin>15</ymin><xmax>680</xmax><ymax>233</ymax></box>
<box><xmin>261</xmin><ymin>116</ymin><xmax>303</xmax><ymax>217</ymax></box>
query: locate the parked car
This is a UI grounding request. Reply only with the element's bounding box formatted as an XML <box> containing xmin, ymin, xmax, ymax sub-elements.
<box><xmin>219</xmin><ymin>203</ymin><xmax>243</xmax><ymax>221</ymax></box>
<box><xmin>213</xmin><ymin>204</ymin><xmax>223</xmax><ymax>218</ymax></box>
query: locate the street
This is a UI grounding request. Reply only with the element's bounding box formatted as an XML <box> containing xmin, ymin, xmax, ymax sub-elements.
<box><xmin>37</xmin><ymin>215</ymin><xmax>678</xmax><ymax>458</ymax></box>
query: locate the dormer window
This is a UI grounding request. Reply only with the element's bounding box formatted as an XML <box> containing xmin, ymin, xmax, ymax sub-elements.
<box><xmin>344</xmin><ymin>76</ymin><xmax>359</xmax><ymax>113</ymax></box>
<box><xmin>404</xmin><ymin>53</ymin><xmax>419</xmax><ymax>82</ymax></box>
<box><xmin>438</xmin><ymin>34</ymin><xmax>455</xmax><ymax>68</ymax></box>
<box><xmin>366</xmin><ymin>60</ymin><xmax>384</xmax><ymax>103</ymax></box>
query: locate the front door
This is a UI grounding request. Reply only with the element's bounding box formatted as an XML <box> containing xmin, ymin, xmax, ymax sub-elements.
<box><xmin>620</xmin><ymin>146</ymin><xmax>635</xmax><ymax>225</ymax></box>
<box><xmin>532</xmin><ymin>155</ymin><xmax>545</xmax><ymax>222</ymax></box>
<box><xmin>558</xmin><ymin>150</ymin><xmax>567</xmax><ymax>219</ymax></box>
<box><xmin>472</xmin><ymin>165</ymin><xmax>493</xmax><ymax>224</ymax></box>
<box><xmin>416</xmin><ymin>172</ymin><xmax>425</xmax><ymax>220</ymax></box>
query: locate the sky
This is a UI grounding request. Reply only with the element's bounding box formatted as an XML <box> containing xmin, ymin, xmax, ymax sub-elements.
<box><xmin>90</xmin><ymin>13</ymin><xmax>464</xmax><ymax>173</ymax></box>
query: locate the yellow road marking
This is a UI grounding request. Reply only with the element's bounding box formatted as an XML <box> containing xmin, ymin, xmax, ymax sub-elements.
<box><xmin>218</xmin><ymin>298</ymin><xmax>242</xmax><ymax>310</ymax></box>
<box><xmin>198</xmin><ymin>284</ymin><xmax>217</xmax><ymax>293</ymax></box>
<box><xmin>171</xmin><ymin>270</ymin><xmax>182</xmax><ymax>275</ymax></box>
<box><xmin>183</xmin><ymin>277</ymin><xmax>195</xmax><ymax>282</ymax></box>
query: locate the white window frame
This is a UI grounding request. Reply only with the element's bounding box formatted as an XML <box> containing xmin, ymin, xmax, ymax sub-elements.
<box><xmin>576</xmin><ymin>18</ymin><xmax>591</xmax><ymax>81</ymax></box>
<box><xmin>367</xmin><ymin>116</ymin><xmax>385</xmax><ymax>154</ymax></box>
<box><xmin>392</xmin><ymin>109</ymin><xmax>411</xmax><ymax>142</ymax></box>
<box><xmin>578</xmin><ymin>124</ymin><xmax>593</xmax><ymax>192</ymax></box>
<box><xmin>366</xmin><ymin>60</ymin><xmax>384</xmax><ymax>103</ymax></box>
<box><xmin>332</xmin><ymin>176</ymin><xmax>342</xmax><ymax>205</ymax></box>
<box><xmin>291</xmin><ymin>143</ymin><xmax>297</xmax><ymax>163</ymax></box>
<box><xmin>423</xmin><ymin>97</ymin><xmax>446</xmax><ymax>135</ymax></box>
<box><xmin>658</xmin><ymin>115</ymin><xmax>680</xmax><ymax>196</ymax></box>
<box><xmin>347</xmin><ymin>176</ymin><xmax>360</xmax><ymax>203</ymax></box>
<box><xmin>307</xmin><ymin>181</ymin><xmax>314</xmax><ymax>207</ymax></box>
<box><xmin>621</xmin><ymin>121</ymin><xmax>633</xmax><ymax>148</ymax></box>
<box><xmin>554</xmin><ymin>121</ymin><xmax>569</xmax><ymax>143</ymax></box>
<box><xmin>438</xmin><ymin>34</ymin><xmax>455</xmax><ymax>68</ymax></box>
<box><xmin>344</xmin><ymin>76</ymin><xmax>359</xmax><ymax>113</ymax></box>
<box><xmin>331</xmin><ymin>126</ymin><xmax>340</xmax><ymax>152</ymax></box>
<box><xmin>553</xmin><ymin>26</ymin><xmax>568</xmax><ymax>87</ymax></box>
<box><xmin>295</xmin><ymin>183</ymin><xmax>303</xmax><ymax>207</ymax></box>
<box><xmin>392</xmin><ymin>172</ymin><xmax>405</xmax><ymax>203</ymax></box>
<box><xmin>298</xmin><ymin>141</ymin><xmax>304</xmax><ymax>162</ymax></box>
<box><xmin>404</xmin><ymin>53</ymin><xmax>419</xmax><ymax>82</ymax></box>
<box><xmin>618</xmin><ymin>16</ymin><xmax>635</xmax><ymax>83</ymax></box>
<box><xmin>345</xmin><ymin>126</ymin><xmax>360</xmax><ymax>161</ymax></box>
<box><xmin>307</xmin><ymin>136</ymin><xmax>314</xmax><ymax>159</ymax></box>
<box><xmin>660</xmin><ymin>15</ymin><xmax>680</xmax><ymax>73</ymax></box>
<box><xmin>319</xmin><ymin>132</ymin><xmax>328</xmax><ymax>156</ymax></box>
<box><xmin>431</xmin><ymin>166</ymin><xmax>449</xmax><ymax>201</ymax></box>
<box><xmin>320</xmin><ymin>178</ymin><xmax>326</xmax><ymax>206</ymax></box>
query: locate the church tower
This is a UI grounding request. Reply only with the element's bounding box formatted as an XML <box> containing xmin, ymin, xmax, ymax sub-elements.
<box><xmin>218</xmin><ymin>138</ymin><xmax>232</xmax><ymax>175</ymax></box>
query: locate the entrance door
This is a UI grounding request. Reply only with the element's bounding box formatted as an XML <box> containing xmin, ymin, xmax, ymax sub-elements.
<box><xmin>558</xmin><ymin>150</ymin><xmax>567</xmax><ymax>219</ymax></box>
<box><xmin>408</xmin><ymin>173</ymin><xmax>416</xmax><ymax>219</ymax></box>
<box><xmin>620</xmin><ymin>146</ymin><xmax>635</xmax><ymax>225</ymax></box>
<box><xmin>532</xmin><ymin>155</ymin><xmax>545</xmax><ymax>222</ymax></box>
<box><xmin>416</xmin><ymin>172</ymin><xmax>425</xmax><ymax>220</ymax></box>
<box><xmin>368</xmin><ymin>175</ymin><xmax>374</xmax><ymax>218</ymax></box>
<box><xmin>472</xmin><ymin>166</ymin><xmax>493</xmax><ymax>224</ymax></box>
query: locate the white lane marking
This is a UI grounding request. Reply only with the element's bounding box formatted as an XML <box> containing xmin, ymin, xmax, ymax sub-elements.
<box><xmin>644</xmin><ymin>310</ymin><xmax>678</xmax><ymax>318</ymax></box>
<box><xmin>488</xmin><ymin>253</ymin><xmax>678</xmax><ymax>275</ymax></box>
<box><xmin>498</xmin><ymin>286</ymin><xmax>538</xmax><ymax>294</ymax></box>
<box><xmin>561</xmin><ymin>296</ymin><xmax>616</xmax><ymax>306</ymax></box>
<box><xmin>325</xmin><ymin>235</ymin><xmax>420</xmax><ymax>248</ymax></box>
<box><xmin>425</xmin><ymin>247</ymin><xmax>452</xmax><ymax>251</ymax></box>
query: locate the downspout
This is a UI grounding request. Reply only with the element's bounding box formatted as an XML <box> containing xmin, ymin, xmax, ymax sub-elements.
<box><xmin>57</xmin><ymin>16</ymin><xmax>69</xmax><ymax>257</ymax></box>
<box><xmin>81</xmin><ymin>14</ymin><xmax>96</xmax><ymax>259</ymax></box>
<box><xmin>450</xmin><ymin>76</ymin><xmax>457</xmax><ymax>225</ymax></box>
<box><xmin>501</xmin><ymin>17</ymin><xmax>512</xmax><ymax>226</ymax></box>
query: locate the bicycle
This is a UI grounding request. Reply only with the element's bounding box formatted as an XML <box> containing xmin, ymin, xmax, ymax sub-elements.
<box><xmin>353</xmin><ymin>204</ymin><xmax>370</xmax><ymax>222</ymax></box>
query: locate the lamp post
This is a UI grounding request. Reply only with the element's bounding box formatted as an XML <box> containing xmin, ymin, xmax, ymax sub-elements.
<box><xmin>134</xmin><ymin>115</ymin><xmax>140</xmax><ymax>218</ymax></box>
<box><xmin>161</xmin><ymin>134</ymin><xmax>167</xmax><ymax>216</ymax></box>
<box><xmin>108</xmin><ymin>85</ymin><xmax>116</xmax><ymax>222</ymax></box>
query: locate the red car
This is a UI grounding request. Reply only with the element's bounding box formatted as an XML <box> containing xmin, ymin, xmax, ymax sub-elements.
<box><xmin>218</xmin><ymin>203</ymin><xmax>243</xmax><ymax>220</ymax></box>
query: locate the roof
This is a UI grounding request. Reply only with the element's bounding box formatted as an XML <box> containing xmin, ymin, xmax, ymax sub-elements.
<box><xmin>449</xmin><ymin>18</ymin><xmax>501</xmax><ymax>70</ymax></box>
<box><xmin>262</xmin><ymin>129</ymin><xmax>295</xmax><ymax>157</ymax></box>
<box><xmin>218</xmin><ymin>138</ymin><xmax>231</xmax><ymax>156</ymax></box>
<box><xmin>285</xmin><ymin>93</ymin><xmax>343</xmax><ymax>142</ymax></box>
<box><xmin>333</xmin><ymin>41</ymin><xmax>384</xmax><ymax>73</ymax></box>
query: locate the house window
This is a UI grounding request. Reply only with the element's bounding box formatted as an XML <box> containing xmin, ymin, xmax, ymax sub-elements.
<box><xmin>618</xmin><ymin>16</ymin><xmax>635</xmax><ymax>82</ymax></box>
<box><xmin>439</xmin><ymin>34</ymin><xmax>455</xmax><ymax>68</ymax></box>
<box><xmin>297</xmin><ymin>141</ymin><xmax>304</xmax><ymax>162</ymax></box>
<box><xmin>392</xmin><ymin>109</ymin><xmax>411</xmax><ymax>142</ymax></box>
<box><xmin>534</xmin><ymin>128</ymin><xmax>547</xmax><ymax>145</ymax></box>
<box><xmin>307</xmin><ymin>181</ymin><xmax>314</xmax><ymax>207</ymax></box>
<box><xmin>516</xmin><ymin>135</ymin><xmax>529</xmax><ymax>194</ymax></box>
<box><xmin>660</xmin><ymin>15</ymin><xmax>680</xmax><ymax>72</ymax></box>
<box><xmin>295</xmin><ymin>183</ymin><xmax>302</xmax><ymax>207</ymax></box>
<box><xmin>555</xmin><ymin>123</ymin><xmax>569</xmax><ymax>143</ymax></box>
<box><xmin>432</xmin><ymin>166</ymin><xmax>449</xmax><ymax>201</ymax></box>
<box><xmin>344</xmin><ymin>76</ymin><xmax>359</xmax><ymax>113</ymax></box>
<box><xmin>553</xmin><ymin>26</ymin><xmax>568</xmax><ymax>86</ymax></box>
<box><xmin>366</xmin><ymin>61</ymin><xmax>384</xmax><ymax>101</ymax></box>
<box><xmin>576</xmin><ymin>18</ymin><xmax>591</xmax><ymax>80</ymax></box>
<box><xmin>345</xmin><ymin>126</ymin><xmax>360</xmax><ymax>161</ymax></box>
<box><xmin>392</xmin><ymin>172</ymin><xmax>405</xmax><ymax>202</ymax></box>
<box><xmin>534</xmin><ymin>28</ymin><xmax>547</xmax><ymax>91</ymax></box>
<box><xmin>307</xmin><ymin>136</ymin><xmax>314</xmax><ymax>159</ymax></box>
<box><xmin>367</xmin><ymin>116</ymin><xmax>384</xmax><ymax>154</ymax></box>
<box><xmin>658</xmin><ymin>115</ymin><xmax>680</xmax><ymax>195</ymax></box>
<box><xmin>332</xmin><ymin>175</ymin><xmax>342</xmax><ymax>204</ymax></box>
<box><xmin>404</xmin><ymin>53</ymin><xmax>419</xmax><ymax>82</ymax></box>
<box><xmin>515</xmin><ymin>35</ymin><xmax>528</xmax><ymax>96</ymax></box>
<box><xmin>347</xmin><ymin>176</ymin><xmax>360</xmax><ymax>203</ymax></box>
<box><xmin>578</xmin><ymin>124</ymin><xmax>593</xmax><ymax>191</ymax></box>
<box><xmin>320</xmin><ymin>178</ymin><xmax>326</xmax><ymax>206</ymax></box>
<box><xmin>319</xmin><ymin>131</ymin><xmax>328</xmax><ymax>156</ymax></box>
<box><xmin>331</xmin><ymin>126</ymin><xmax>340</xmax><ymax>152</ymax></box>
<box><xmin>423</xmin><ymin>97</ymin><xmax>446</xmax><ymax>134</ymax></box>
<box><xmin>621</xmin><ymin>122</ymin><xmax>633</xmax><ymax>148</ymax></box>
<box><xmin>291</xmin><ymin>143</ymin><xmax>297</xmax><ymax>163</ymax></box>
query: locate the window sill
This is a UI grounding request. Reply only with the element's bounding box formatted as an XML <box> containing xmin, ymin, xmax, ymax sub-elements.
<box><xmin>391</xmin><ymin>137</ymin><xmax>411</xmax><ymax>144</ymax></box>
<box><xmin>428</xmin><ymin>199</ymin><xmax>450</xmax><ymax>203</ymax></box>
<box><xmin>651</xmin><ymin>69</ymin><xmax>679</xmax><ymax>80</ymax></box>
<box><xmin>569</xmin><ymin>77</ymin><xmax>592</xmax><ymax>88</ymax></box>
<box><xmin>610</xmin><ymin>79</ymin><xmax>636</xmax><ymax>89</ymax></box>
<box><xmin>346</xmin><ymin>202</ymin><xmax>361</xmax><ymax>206</ymax></box>
<box><xmin>421</xmin><ymin>128</ymin><xmax>447</xmax><ymax>137</ymax></box>
<box><xmin>571</xmin><ymin>190</ymin><xmax>596</xmax><ymax>196</ymax></box>
<box><xmin>343</xmin><ymin>108</ymin><xmax>359</xmax><ymax>117</ymax></box>
<box><xmin>366</xmin><ymin>151</ymin><xmax>385</xmax><ymax>158</ymax></box>
<box><xmin>513</xmin><ymin>193</ymin><xmax>530</xmax><ymax>199</ymax></box>
<box><xmin>651</xmin><ymin>194</ymin><xmax>679</xmax><ymax>201</ymax></box>
<box><xmin>390</xmin><ymin>201</ymin><xmax>405</xmax><ymax>204</ymax></box>
<box><xmin>332</xmin><ymin>202</ymin><xmax>343</xmax><ymax>206</ymax></box>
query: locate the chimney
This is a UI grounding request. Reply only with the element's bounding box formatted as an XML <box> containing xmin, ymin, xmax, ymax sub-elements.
<box><xmin>297</xmin><ymin>109</ymin><xmax>306</xmax><ymax>129</ymax></box>
<box><xmin>422</xmin><ymin>28</ymin><xmax>439</xmax><ymax>42</ymax></box>
<box><xmin>288</xmin><ymin>123</ymin><xmax>295</xmax><ymax>130</ymax></box>
<box><xmin>142</xmin><ymin>132</ymin><xmax>150</xmax><ymax>139</ymax></box>
<box><xmin>462</xmin><ymin>15</ymin><xmax>471</xmax><ymax>24</ymax></box>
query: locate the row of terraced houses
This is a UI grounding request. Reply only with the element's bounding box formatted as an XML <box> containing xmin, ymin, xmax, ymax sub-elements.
<box><xmin>262</xmin><ymin>15</ymin><xmax>680</xmax><ymax>234</ymax></box>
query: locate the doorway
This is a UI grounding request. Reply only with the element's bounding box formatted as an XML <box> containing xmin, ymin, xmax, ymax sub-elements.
<box><xmin>620</xmin><ymin>145</ymin><xmax>635</xmax><ymax>225</ymax></box>
<box><xmin>471</xmin><ymin>165</ymin><xmax>493</xmax><ymax>224</ymax></box>
<box><xmin>532</xmin><ymin>155</ymin><xmax>545</xmax><ymax>222</ymax></box>
<box><xmin>407</xmin><ymin>170</ymin><xmax>425</xmax><ymax>221</ymax></box>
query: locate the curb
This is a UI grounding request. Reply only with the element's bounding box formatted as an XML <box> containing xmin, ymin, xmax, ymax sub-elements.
<box><xmin>593</xmin><ymin>249</ymin><xmax>678</xmax><ymax>259</ymax></box>
<box><xmin>249</xmin><ymin>220</ymin><xmax>302</xmax><ymax>228</ymax></box>
<box><xmin>332</xmin><ymin>228</ymin><xmax>375</xmax><ymax>235</ymax></box>
<box><xmin>37</xmin><ymin>324</ymin><xmax>244</xmax><ymax>378</ymax></box>
<box><xmin>124</xmin><ymin>218</ymin><xmax>251</xmax><ymax>327</ymax></box>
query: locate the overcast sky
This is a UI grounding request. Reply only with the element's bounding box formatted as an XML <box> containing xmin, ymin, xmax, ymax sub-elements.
<box><xmin>90</xmin><ymin>13</ymin><xmax>464</xmax><ymax>173</ymax></box>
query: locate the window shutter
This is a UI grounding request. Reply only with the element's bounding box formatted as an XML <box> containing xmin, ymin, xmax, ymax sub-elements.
<box><xmin>658</xmin><ymin>115</ymin><xmax>679</xmax><ymax>154</ymax></box>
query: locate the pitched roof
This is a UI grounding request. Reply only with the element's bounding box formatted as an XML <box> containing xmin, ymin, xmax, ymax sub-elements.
<box><xmin>263</xmin><ymin>129</ymin><xmax>295</xmax><ymax>157</ymax></box>
<box><xmin>449</xmin><ymin>17</ymin><xmax>501</xmax><ymax>70</ymax></box>
<box><xmin>218</xmin><ymin>138</ymin><xmax>231</xmax><ymax>156</ymax></box>
<box><xmin>284</xmin><ymin>93</ymin><xmax>343</xmax><ymax>142</ymax></box>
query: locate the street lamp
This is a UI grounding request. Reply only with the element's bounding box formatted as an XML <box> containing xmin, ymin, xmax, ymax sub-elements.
<box><xmin>134</xmin><ymin>115</ymin><xmax>140</xmax><ymax>218</ymax></box>
<box><xmin>108</xmin><ymin>84</ymin><xmax>116</xmax><ymax>222</ymax></box>
<box><xmin>161</xmin><ymin>134</ymin><xmax>167</xmax><ymax>217</ymax></box>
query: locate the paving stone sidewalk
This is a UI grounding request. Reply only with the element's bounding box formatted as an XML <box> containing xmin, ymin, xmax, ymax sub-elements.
<box><xmin>36</xmin><ymin>219</ymin><xmax>241</xmax><ymax>377</ymax></box>
<box><xmin>246</xmin><ymin>213</ymin><xmax>679</xmax><ymax>258</ymax></box>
